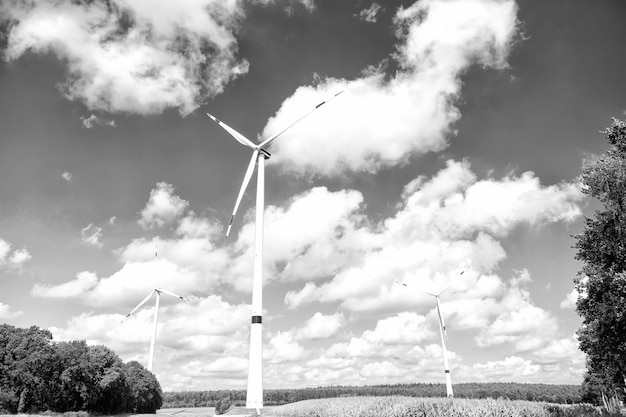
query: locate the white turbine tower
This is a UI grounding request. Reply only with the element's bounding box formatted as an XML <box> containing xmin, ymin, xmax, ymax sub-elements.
<box><xmin>206</xmin><ymin>91</ymin><xmax>343</xmax><ymax>411</ymax></box>
<box><xmin>122</xmin><ymin>246</ymin><xmax>189</xmax><ymax>372</ymax></box>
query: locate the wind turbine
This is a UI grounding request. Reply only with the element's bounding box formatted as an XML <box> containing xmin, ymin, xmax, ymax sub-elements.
<box><xmin>423</xmin><ymin>283</ymin><xmax>453</xmax><ymax>397</ymax></box>
<box><xmin>206</xmin><ymin>90</ymin><xmax>343</xmax><ymax>411</ymax></box>
<box><xmin>122</xmin><ymin>246</ymin><xmax>189</xmax><ymax>372</ymax></box>
<box><xmin>395</xmin><ymin>267</ymin><xmax>467</xmax><ymax>398</ymax></box>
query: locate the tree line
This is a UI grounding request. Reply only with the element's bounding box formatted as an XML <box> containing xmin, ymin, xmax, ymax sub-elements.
<box><xmin>0</xmin><ymin>324</ymin><xmax>163</xmax><ymax>414</ymax></box>
<box><xmin>574</xmin><ymin>118</ymin><xmax>626</xmax><ymax>407</ymax></box>
<box><xmin>163</xmin><ymin>382</ymin><xmax>582</xmax><ymax>407</ymax></box>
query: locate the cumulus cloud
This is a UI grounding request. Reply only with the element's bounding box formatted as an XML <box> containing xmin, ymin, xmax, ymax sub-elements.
<box><xmin>61</xmin><ymin>171</ymin><xmax>72</xmax><ymax>181</ymax></box>
<box><xmin>284</xmin><ymin>160</ymin><xmax>583</xmax><ymax>311</ymax></box>
<box><xmin>81</xmin><ymin>114</ymin><xmax>116</xmax><ymax>129</ymax></box>
<box><xmin>358</xmin><ymin>3</ymin><xmax>382</xmax><ymax>23</ymax></box>
<box><xmin>49</xmin><ymin>294</ymin><xmax>252</xmax><ymax>389</ymax></box>
<box><xmin>32</xmin><ymin>271</ymin><xmax>98</xmax><ymax>299</ymax></box>
<box><xmin>33</xmin><ymin>156</ymin><xmax>586</xmax><ymax>388</ymax></box>
<box><xmin>560</xmin><ymin>288</ymin><xmax>579</xmax><ymax>309</ymax></box>
<box><xmin>139</xmin><ymin>182</ymin><xmax>189</xmax><ymax>229</ymax></box>
<box><xmin>0</xmin><ymin>238</ymin><xmax>31</xmax><ymax>269</ymax></box>
<box><xmin>0</xmin><ymin>302</ymin><xmax>23</xmax><ymax>320</ymax></box>
<box><xmin>295</xmin><ymin>312</ymin><xmax>345</xmax><ymax>340</ymax></box>
<box><xmin>81</xmin><ymin>223</ymin><xmax>103</xmax><ymax>247</ymax></box>
<box><xmin>1</xmin><ymin>0</ymin><xmax>249</xmax><ymax>115</ymax></box>
<box><xmin>262</xmin><ymin>0</ymin><xmax>518</xmax><ymax>176</ymax></box>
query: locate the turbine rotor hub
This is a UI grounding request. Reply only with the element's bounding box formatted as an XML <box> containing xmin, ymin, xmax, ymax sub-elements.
<box><xmin>259</xmin><ymin>148</ymin><xmax>271</xmax><ymax>159</ymax></box>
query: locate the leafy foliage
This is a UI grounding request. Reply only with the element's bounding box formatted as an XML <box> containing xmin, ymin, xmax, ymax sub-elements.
<box><xmin>163</xmin><ymin>382</ymin><xmax>582</xmax><ymax>408</ymax></box>
<box><xmin>215</xmin><ymin>396</ymin><xmax>233</xmax><ymax>415</ymax></box>
<box><xmin>574</xmin><ymin>118</ymin><xmax>626</xmax><ymax>403</ymax></box>
<box><xmin>0</xmin><ymin>324</ymin><xmax>163</xmax><ymax>414</ymax></box>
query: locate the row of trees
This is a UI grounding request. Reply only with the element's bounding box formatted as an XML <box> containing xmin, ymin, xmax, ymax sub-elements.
<box><xmin>0</xmin><ymin>324</ymin><xmax>163</xmax><ymax>414</ymax></box>
<box><xmin>574</xmin><ymin>118</ymin><xmax>626</xmax><ymax>405</ymax></box>
<box><xmin>163</xmin><ymin>382</ymin><xmax>583</xmax><ymax>407</ymax></box>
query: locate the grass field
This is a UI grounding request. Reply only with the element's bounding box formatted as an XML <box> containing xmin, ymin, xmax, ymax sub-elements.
<box><xmin>269</xmin><ymin>396</ymin><xmax>601</xmax><ymax>417</ymax></box>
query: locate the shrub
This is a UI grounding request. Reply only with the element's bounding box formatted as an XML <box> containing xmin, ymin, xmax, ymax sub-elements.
<box><xmin>215</xmin><ymin>396</ymin><xmax>233</xmax><ymax>415</ymax></box>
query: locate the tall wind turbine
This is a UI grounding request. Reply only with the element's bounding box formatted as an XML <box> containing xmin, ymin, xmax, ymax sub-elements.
<box><xmin>206</xmin><ymin>90</ymin><xmax>343</xmax><ymax>411</ymax></box>
<box><xmin>122</xmin><ymin>246</ymin><xmax>189</xmax><ymax>372</ymax></box>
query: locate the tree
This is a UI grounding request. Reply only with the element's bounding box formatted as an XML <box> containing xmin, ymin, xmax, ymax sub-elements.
<box><xmin>215</xmin><ymin>396</ymin><xmax>232</xmax><ymax>415</ymax></box>
<box><xmin>574</xmin><ymin>118</ymin><xmax>626</xmax><ymax>402</ymax></box>
<box><xmin>123</xmin><ymin>361</ymin><xmax>163</xmax><ymax>413</ymax></box>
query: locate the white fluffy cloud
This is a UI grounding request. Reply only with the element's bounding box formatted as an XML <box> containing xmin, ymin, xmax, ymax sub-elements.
<box><xmin>0</xmin><ymin>238</ymin><xmax>31</xmax><ymax>269</ymax></box>
<box><xmin>81</xmin><ymin>114</ymin><xmax>116</xmax><ymax>129</ymax></box>
<box><xmin>295</xmin><ymin>312</ymin><xmax>345</xmax><ymax>340</ymax></box>
<box><xmin>0</xmin><ymin>302</ymin><xmax>23</xmax><ymax>320</ymax></box>
<box><xmin>262</xmin><ymin>0</ymin><xmax>518</xmax><ymax>176</ymax></box>
<box><xmin>33</xmin><ymin>155</ymin><xmax>586</xmax><ymax>388</ymax></box>
<box><xmin>284</xmin><ymin>160</ymin><xmax>583</xmax><ymax>311</ymax></box>
<box><xmin>560</xmin><ymin>288</ymin><xmax>579</xmax><ymax>309</ymax></box>
<box><xmin>49</xmin><ymin>294</ymin><xmax>252</xmax><ymax>389</ymax></box>
<box><xmin>1</xmin><ymin>0</ymin><xmax>249</xmax><ymax>115</ymax></box>
<box><xmin>81</xmin><ymin>223</ymin><xmax>103</xmax><ymax>247</ymax></box>
<box><xmin>32</xmin><ymin>271</ymin><xmax>98</xmax><ymax>299</ymax></box>
<box><xmin>359</xmin><ymin>3</ymin><xmax>382</xmax><ymax>23</ymax></box>
<box><xmin>139</xmin><ymin>182</ymin><xmax>190</xmax><ymax>229</ymax></box>
<box><xmin>61</xmin><ymin>171</ymin><xmax>72</xmax><ymax>181</ymax></box>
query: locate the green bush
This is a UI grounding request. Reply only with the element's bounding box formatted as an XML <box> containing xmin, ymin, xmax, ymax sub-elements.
<box><xmin>215</xmin><ymin>396</ymin><xmax>233</xmax><ymax>415</ymax></box>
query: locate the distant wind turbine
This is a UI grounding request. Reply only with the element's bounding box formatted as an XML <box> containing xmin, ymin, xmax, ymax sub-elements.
<box><xmin>395</xmin><ymin>267</ymin><xmax>468</xmax><ymax>398</ymax></box>
<box><xmin>121</xmin><ymin>245</ymin><xmax>189</xmax><ymax>372</ymax></box>
<box><xmin>206</xmin><ymin>90</ymin><xmax>343</xmax><ymax>411</ymax></box>
<box><xmin>423</xmin><ymin>283</ymin><xmax>453</xmax><ymax>397</ymax></box>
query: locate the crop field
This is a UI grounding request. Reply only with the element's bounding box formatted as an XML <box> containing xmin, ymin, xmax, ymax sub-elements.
<box><xmin>269</xmin><ymin>396</ymin><xmax>600</xmax><ymax>417</ymax></box>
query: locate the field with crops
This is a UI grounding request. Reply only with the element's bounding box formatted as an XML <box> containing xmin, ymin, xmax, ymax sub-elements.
<box><xmin>269</xmin><ymin>396</ymin><xmax>602</xmax><ymax>417</ymax></box>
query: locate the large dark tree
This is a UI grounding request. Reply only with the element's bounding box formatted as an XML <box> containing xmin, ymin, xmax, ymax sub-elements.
<box><xmin>0</xmin><ymin>324</ymin><xmax>162</xmax><ymax>414</ymax></box>
<box><xmin>574</xmin><ymin>118</ymin><xmax>626</xmax><ymax>402</ymax></box>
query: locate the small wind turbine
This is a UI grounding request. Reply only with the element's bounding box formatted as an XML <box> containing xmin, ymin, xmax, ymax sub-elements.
<box><xmin>423</xmin><ymin>283</ymin><xmax>453</xmax><ymax>397</ymax></box>
<box><xmin>206</xmin><ymin>90</ymin><xmax>343</xmax><ymax>411</ymax></box>
<box><xmin>395</xmin><ymin>267</ymin><xmax>467</xmax><ymax>398</ymax></box>
<box><xmin>121</xmin><ymin>246</ymin><xmax>189</xmax><ymax>372</ymax></box>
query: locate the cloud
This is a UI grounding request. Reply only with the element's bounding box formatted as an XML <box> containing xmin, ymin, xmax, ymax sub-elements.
<box><xmin>295</xmin><ymin>312</ymin><xmax>345</xmax><ymax>340</ymax></box>
<box><xmin>284</xmin><ymin>160</ymin><xmax>583</xmax><ymax>311</ymax></box>
<box><xmin>358</xmin><ymin>3</ymin><xmax>382</xmax><ymax>23</ymax></box>
<box><xmin>61</xmin><ymin>171</ymin><xmax>72</xmax><ymax>181</ymax></box>
<box><xmin>81</xmin><ymin>114</ymin><xmax>116</xmax><ymax>129</ymax></box>
<box><xmin>560</xmin><ymin>288</ymin><xmax>579</xmax><ymax>309</ymax></box>
<box><xmin>8</xmin><ymin>248</ymin><xmax>32</xmax><ymax>266</ymax></box>
<box><xmin>109</xmin><ymin>216</ymin><xmax>117</xmax><ymax>225</ymax></box>
<box><xmin>0</xmin><ymin>302</ymin><xmax>23</xmax><ymax>320</ymax></box>
<box><xmin>139</xmin><ymin>182</ymin><xmax>189</xmax><ymax>229</ymax></box>
<box><xmin>0</xmin><ymin>238</ymin><xmax>31</xmax><ymax>269</ymax></box>
<box><xmin>48</xmin><ymin>294</ymin><xmax>252</xmax><ymax>389</ymax></box>
<box><xmin>1</xmin><ymin>0</ymin><xmax>249</xmax><ymax>115</ymax></box>
<box><xmin>81</xmin><ymin>223</ymin><xmax>103</xmax><ymax>247</ymax></box>
<box><xmin>262</xmin><ymin>0</ymin><xmax>518</xmax><ymax>176</ymax></box>
<box><xmin>32</xmin><ymin>271</ymin><xmax>98</xmax><ymax>299</ymax></box>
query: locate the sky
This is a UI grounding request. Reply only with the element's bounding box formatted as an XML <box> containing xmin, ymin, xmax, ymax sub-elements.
<box><xmin>0</xmin><ymin>0</ymin><xmax>625</xmax><ymax>392</ymax></box>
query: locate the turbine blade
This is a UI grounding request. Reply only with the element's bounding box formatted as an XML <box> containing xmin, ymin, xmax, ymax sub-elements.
<box><xmin>437</xmin><ymin>283</ymin><xmax>451</xmax><ymax>296</ymax></box>
<box><xmin>422</xmin><ymin>290</ymin><xmax>437</xmax><ymax>297</ymax></box>
<box><xmin>257</xmin><ymin>90</ymin><xmax>344</xmax><ymax>149</ymax></box>
<box><xmin>206</xmin><ymin>113</ymin><xmax>257</xmax><ymax>149</ymax></box>
<box><xmin>225</xmin><ymin>150</ymin><xmax>259</xmax><ymax>242</ymax></box>
<box><xmin>122</xmin><ymin>290</ymin><xmax>155</xmax><ymax>322</ymax></box>
<box><xmin>158</xmin><ymin>288</ymin><xmax>189</xmax><ymax>302</ymax></box>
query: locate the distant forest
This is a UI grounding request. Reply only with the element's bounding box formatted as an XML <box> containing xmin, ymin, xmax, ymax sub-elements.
<box><xmin>163</xmin><ymin>382</ymin><xmax>582</xmax><ymax>407</ymax></box>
